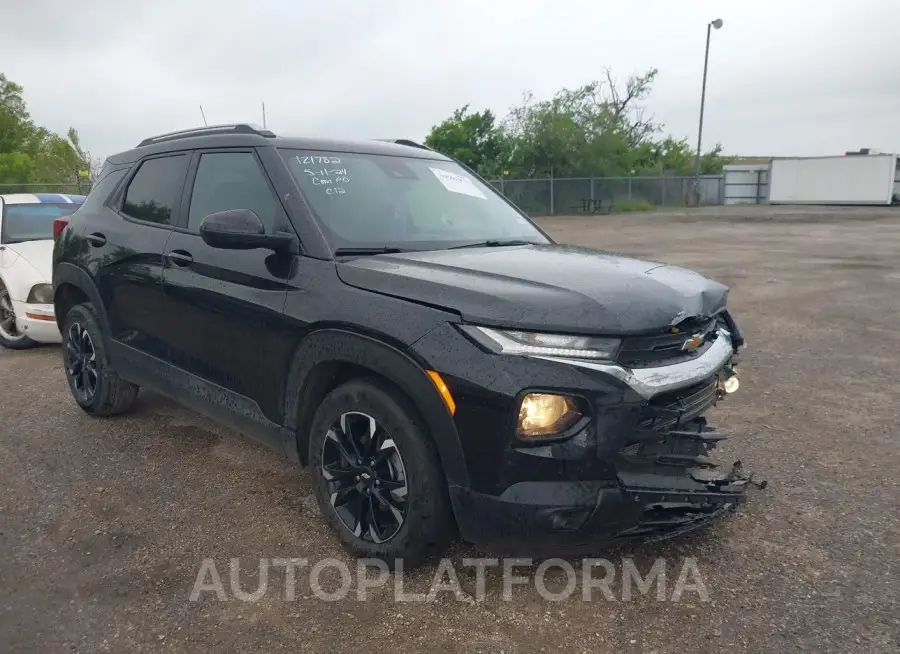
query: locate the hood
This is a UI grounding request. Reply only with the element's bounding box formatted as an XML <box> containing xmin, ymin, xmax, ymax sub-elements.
<box><xmin>3</xmin><ymin>240</ymin><xmax>53</xmax><ymax>281</ymax></box>
<box><xmin>336</xmin><ymin>244</ymin><xmax>729</xmax><ymax>334</ymax></box>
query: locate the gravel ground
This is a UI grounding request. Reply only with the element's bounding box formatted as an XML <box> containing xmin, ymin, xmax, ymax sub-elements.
<box><xmin>1</xmin><ymin>206</ymin><xmax>898</xmax><ymax>653</ymax></box>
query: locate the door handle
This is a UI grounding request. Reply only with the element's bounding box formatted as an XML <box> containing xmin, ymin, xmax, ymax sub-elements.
<box><xmin>85</xmin><ymin>232</ymin><xmax>106</xmax><ymax>247</ymax></box>
<box><xmin>166</xmin><ymin>250</ymin><xmax>194</xmax><ymax>266</ymax></box>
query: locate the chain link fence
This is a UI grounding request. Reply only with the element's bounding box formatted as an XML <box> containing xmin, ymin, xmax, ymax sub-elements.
<box><xmin>1</xmin><ymin>175</ymin><xmax>725</xmax><ymax>216</ymax></box>
<box><xmin>488</xmin><ymin>175</ymin><xmax>724</xmax><ymax>215</ymax></box>
<box><xmin>0</xmin><ymin>183</ymin><xmax>93</xmax><ymax>196</ymax></box>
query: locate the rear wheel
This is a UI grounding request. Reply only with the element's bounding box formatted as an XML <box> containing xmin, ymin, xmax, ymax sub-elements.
<box><xmin>308</xmin><ymin>379</ymin><xmax>454</xmax><ymax>567</ymax></box>
<box><xmin>61</xmin><ymin>302</ymin><xmax>139</xmax><ymax>416</ymax></box>
<box><xmin>0</xmin><ymin>287</ymin><xmax>38</xmax><ymax>350</ymax></box>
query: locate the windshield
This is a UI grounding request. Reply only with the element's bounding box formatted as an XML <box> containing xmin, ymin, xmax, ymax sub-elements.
<box><xmin>2</xmin><ymin>203</ymin><xmax>79</xmax><ymax>243</ymax></box>
<box><xmin>280</xmin><ymin>150</ymin><xmax>549</xmax><ymax>251</ymax></box>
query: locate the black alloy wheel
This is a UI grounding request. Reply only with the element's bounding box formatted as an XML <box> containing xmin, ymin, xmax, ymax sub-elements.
<box><xmin>61</xmin><ymin>302</ymin><xmax>139</xmax><ymax>416</ymax></box>
<box><xmin>321</xmin><ymin>411</ymin><xmax>409</xmax><ymax>543</ymax></box>
<box><xmin>308</xmin><ymin>379</ymin><xmax>454</xmax><ymax>565</ymax></box>
<box><xmin>66</xmin><ymin>321</ymin><xmax>98</xmax><ymax>402</ymax></box>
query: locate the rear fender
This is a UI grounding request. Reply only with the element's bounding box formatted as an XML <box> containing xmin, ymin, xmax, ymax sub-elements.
<box><xmin>52</xmin><ymin>262</ymin><xmax>111</xmax><ymax>335</ymax></box>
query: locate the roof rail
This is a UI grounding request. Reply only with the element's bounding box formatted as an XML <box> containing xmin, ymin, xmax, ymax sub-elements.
<box><xmin>136</xmin><ymin>123</ymin><xmax>276</xmax><ymax>148</ymax></box>
<box><xmin>377</xmin><ymin>139</ymin><xmax>434</xmax><ymax>152</ymax></box>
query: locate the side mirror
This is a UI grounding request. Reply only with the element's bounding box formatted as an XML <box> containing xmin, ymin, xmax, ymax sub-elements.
<box><xmin>198</xmin><ymin>209</ymin><xmax>295</xmax><ymax>251</ymax></box>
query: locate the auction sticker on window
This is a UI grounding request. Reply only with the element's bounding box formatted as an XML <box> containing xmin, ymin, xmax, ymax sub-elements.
<box><xmin>429</xmin><ymin>167</ymin><xmax>486</xmax><ymax>199</ymax></box>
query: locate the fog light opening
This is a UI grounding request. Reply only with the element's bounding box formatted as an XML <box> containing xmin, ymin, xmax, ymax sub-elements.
<box><xmin>544</xmin><ymin>507</ymin><xmax>592</xmax><ymax>532</ymax></box>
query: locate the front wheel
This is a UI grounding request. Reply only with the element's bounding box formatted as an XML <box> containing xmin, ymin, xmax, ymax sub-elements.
<box><xmin>61</xmin><ymin>302</ymin><xmax>139</xmax><ymax>416</ymax></box>
<box><xmin>308</xmin><ymin>379</ymin><xmax>454</xmax><ymax>567</ymax></box>
<box><xmin>0</xmin><ymin>287</ymin><xmax>37</xmax><ymax>350</ymax></box>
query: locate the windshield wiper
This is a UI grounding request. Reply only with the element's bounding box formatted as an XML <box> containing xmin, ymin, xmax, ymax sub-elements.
<box><xmin>333</xmin><ymin>246</ymin><xmax>411</xmax><ymax>257</ymax></box>
<box><xmin>446</xmin><ymin>239</ymin><xmax>539</xmax><ymax>250</ymax></box>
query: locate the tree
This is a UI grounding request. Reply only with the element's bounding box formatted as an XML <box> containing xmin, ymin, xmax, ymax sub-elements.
<box><xmin>698</xmin><ymin>143</ymin><xmax>733</xmax><ymax>175</ymax></box>
<box><xmin>601</xmin><ymin>68</ymin><xmax>660</xmax><ymax>148</ymax></box>
<box><xmin>31</xmin><ymin>134</ymin><xmax>82</xmax><ymax>183</ymax></box>
<box><xmin>0</xmin><ymin>73</ymin><xmax>93</xmax><ymax>188</ymax></box>
<box><xmin>424</xmin><ymin>105</ymin><xmax>510</xmax><ymax>178</ymax></box>
<box><xmin>498</xmin><ymin>69</ymin><xmax>662</xmax><ymax>177</ymax></box>
<box><xmin>424</xmin><ymin>68</ymin><xmax>732</xmax><ymax>180</ymax></box>
<box><xmin>0</xmin><ymin>73</ymin><xmax>34</xmax><ymax>154</ymax></box>
<box><xmin>0</xmin><ymin>152</ymin><xmax>33</xmax><ymax>184</ymax></box>
<box><xmin>63</xmin><ymin>127</ymin><xmax>98</xmax><ymax>181</ymax></box>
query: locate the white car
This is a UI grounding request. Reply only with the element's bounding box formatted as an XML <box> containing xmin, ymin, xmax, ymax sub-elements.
<box><xmin>0</xmin><ymin>193</ymin><xmax>85</xmax><ymax>349</ymax></box>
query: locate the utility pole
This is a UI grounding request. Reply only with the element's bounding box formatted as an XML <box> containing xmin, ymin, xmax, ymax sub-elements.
<box><xmin>262</xmin><ymin>102</ymin><xmax>267</xmax><ymax>128</ymax></box>
<box><xmin>693</xmin><ymin>18</ymin><xmax>723</xmax><ymax>205</ymax></box>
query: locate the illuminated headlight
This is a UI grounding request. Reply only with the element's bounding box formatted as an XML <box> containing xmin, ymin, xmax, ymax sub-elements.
<box><xmin>26</xmin><ymin>284</ymin><xmax>53</xmax><ymax>304</ymax></box>
<box><xmin>463</xmin><ymin>326</ymin><xmax>620</xmax><ymax>360</ymax></box>
<box><xmin>517</xmin><ymin>393</ymin><xmax>583</xmax><ymax>439</ymax></box>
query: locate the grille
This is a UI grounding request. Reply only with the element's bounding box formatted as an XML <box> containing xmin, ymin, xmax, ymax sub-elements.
<box><xmin>617</xmin><ymin>316</ymin><xmax>720</xmax><ymax>369</ymax></box>
<box><xmin>639</xmin><ymin>378</ymin><xmax>719</xmax><ymax>431</ymax></box>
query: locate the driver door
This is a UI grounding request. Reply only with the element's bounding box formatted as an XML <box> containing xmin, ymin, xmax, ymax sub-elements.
<box><xmin>160</xmin><ymin>149</ymin><xmax>297</xmax><ymax>425</ymax></box>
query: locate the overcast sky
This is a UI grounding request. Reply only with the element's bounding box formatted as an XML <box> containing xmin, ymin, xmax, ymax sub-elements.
<box><xmin>3</xmin><ymin>0</ymin><xmax>899</xmax><ymax>161</ymax></box>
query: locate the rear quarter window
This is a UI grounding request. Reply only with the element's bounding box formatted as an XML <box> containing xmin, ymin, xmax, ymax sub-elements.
<box><xmin>79</xmin><ymin>169</ymin><xmax>128</xmax><ymax>212</ymax></box>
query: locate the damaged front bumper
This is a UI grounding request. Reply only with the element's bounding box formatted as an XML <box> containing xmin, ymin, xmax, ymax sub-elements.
<box><xmin>450</xmin><ymin>416</ymin><xmax>763</xmax><ymax>554</ymax></box>
<box><xmin>411</xmin><ymin>316</ymin><xmax>764</xmax><ymax>554</ymax></box>
<box><xmin>446</xmin><ymin>329</ymin><xmax>765</xmax><ymax>554</ymax></box>
<box><xmin>614</xmin><ymin>417</ymin><xmax>764</xmax><ymax>544</ymax></box>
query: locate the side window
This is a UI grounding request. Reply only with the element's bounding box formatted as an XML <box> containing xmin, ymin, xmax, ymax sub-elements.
<box><xmin>187</xmin><ymin>152</ymin><xmax>280</xmax><ymax>232</ymax></box>
<box><xmin>121</xmin><ymin>155</ymin><xmax>189</xmax><ymax>226</ymax></box>
<box><xmin>80</xmin><ymin>169</ymin><xmax>127</xmax><ymax>212</ymax></box>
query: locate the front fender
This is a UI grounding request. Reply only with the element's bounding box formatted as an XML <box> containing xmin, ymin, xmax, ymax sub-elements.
<box><xmin>0</xmin><ymin>257</ymin><xmax>44</xmax><ymax>302</ymax></box>
<box><xmin>282</xmin><ymin>327</ymin><xmax>469</xmax><ymax>487</ymax></box>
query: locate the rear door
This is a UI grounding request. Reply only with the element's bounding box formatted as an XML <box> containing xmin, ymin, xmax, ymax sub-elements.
<box><xmin>160</xmin><ymin>148</ymin><xmax>297</xmax><ymax>425</ymax></box>
<box><xmin>97</xmin><ymin>153</ymin><xmax>190</xmax><ymax>363</ymax></box>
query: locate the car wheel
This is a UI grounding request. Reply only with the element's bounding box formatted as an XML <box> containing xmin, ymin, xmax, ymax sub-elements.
<box><xmin>0</xmin><ymin>286</ymin><xmax>38</xmax><ymax>350</ymax></box>
<box><xmin>62</xmin><ymin>302</ymin><xmax>139</xmax><ymax>416</ymax></box>
<box><xmin>308</xmin><ymin>378</ymin><xmax>454</xmax><ymax>567</ymax></box>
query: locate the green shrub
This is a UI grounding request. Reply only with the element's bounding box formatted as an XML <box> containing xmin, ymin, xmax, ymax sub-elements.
<box><xmin>611</xmin><ymin>199</ymin><xmax>655</xmax><ymax>213</ymax></box>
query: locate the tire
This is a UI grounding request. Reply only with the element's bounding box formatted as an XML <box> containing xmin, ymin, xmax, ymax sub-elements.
<box><xmin>308</xmin><ymin>378</ymin><xmax>454</xmax><ymax>567</ymax></box>
<box><xmin>61</xmin><ymin>302</ymin><xmax>139</xmax><ymax>416</ymax></box>
<box><xmin>0</xmin><ymin>286</ymin><xmax>38</xmax><ymax>350</ymax></box>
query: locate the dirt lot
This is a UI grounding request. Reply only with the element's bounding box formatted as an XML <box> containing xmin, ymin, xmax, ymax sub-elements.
<box><xmin>2</xmin><ymin>206</ymin><xmax>899</xmax><ymax>653</ymax></box>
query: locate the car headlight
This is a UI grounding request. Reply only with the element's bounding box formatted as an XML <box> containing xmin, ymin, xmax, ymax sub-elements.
<box><xmin>26</xmin><ymin>284</ymin><xmax>53</xmax><ymax>304</ymax></box>
<box><xmin>517</xmin><ymin>392</ymin><xmax>584</xmax><ymax>439</ymax></box>
<box><xmin>461</xmin><ymin>325</ymin><xmax>620</xmax><ymax>360</ymax></box>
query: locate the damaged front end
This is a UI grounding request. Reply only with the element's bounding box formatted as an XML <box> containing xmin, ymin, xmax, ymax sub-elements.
<box><xmin>614</xmin><ymin>400</ymin><xmax>761</xmax><ymax>544</ymax></box>
<box><xmin>606</xmin><ymin>313</ymin><xmax>764</xmax><ymax>544</ymax></box>
<box><xmin>414</xmin><ymin>307</ymin><xmax>765</xmax><ymax>554</ymax></box>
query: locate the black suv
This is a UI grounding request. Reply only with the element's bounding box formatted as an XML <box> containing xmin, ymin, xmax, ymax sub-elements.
<box><xmin>52</xmin><ymin>124</ymin><xmax>755</xmax><ymax>564</ymax></box>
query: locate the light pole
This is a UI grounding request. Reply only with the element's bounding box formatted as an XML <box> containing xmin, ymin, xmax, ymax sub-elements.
<box><xmin>693</xmin><ymin>18</ymin><xmax>723</xmax><ymax>204</ymax></box>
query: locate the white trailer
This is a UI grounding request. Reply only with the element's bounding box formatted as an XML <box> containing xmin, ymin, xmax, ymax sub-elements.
<box><xmin>767</xmin><ymin>154</ymin><xmax>898</xmax><ymax>205</ymax></box>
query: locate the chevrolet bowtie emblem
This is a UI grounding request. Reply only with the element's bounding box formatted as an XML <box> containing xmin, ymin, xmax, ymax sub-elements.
<box><xmin>681</xmin><ymin>333</ymin><xmax>704</xmax><ymax>352</ymax></box>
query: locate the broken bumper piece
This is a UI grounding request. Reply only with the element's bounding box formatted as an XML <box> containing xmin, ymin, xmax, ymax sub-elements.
<box><xmin>449</xmin><ymin>418</ymin><xmax>765</xmax><ymax>554</ymax></box>
<box><xmin>613</xmin><ymin>417</ymin><xmax>765</xmax><ymax>544</ymax></box>
<box><xmin>615</xmin><ymin>460</ymin><xmax>757</xmax><ymax>544</ymax></box>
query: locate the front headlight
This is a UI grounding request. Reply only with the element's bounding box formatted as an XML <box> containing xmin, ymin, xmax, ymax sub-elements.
<box><xmin>26</xmin><ymin>284</ymin><xmax>53</xmax><ymax>304</ymax></box>
<box><xmin>462</xmin><ymin>325</ymin><xmax>620</xmax><ymax>360</ymax></box>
